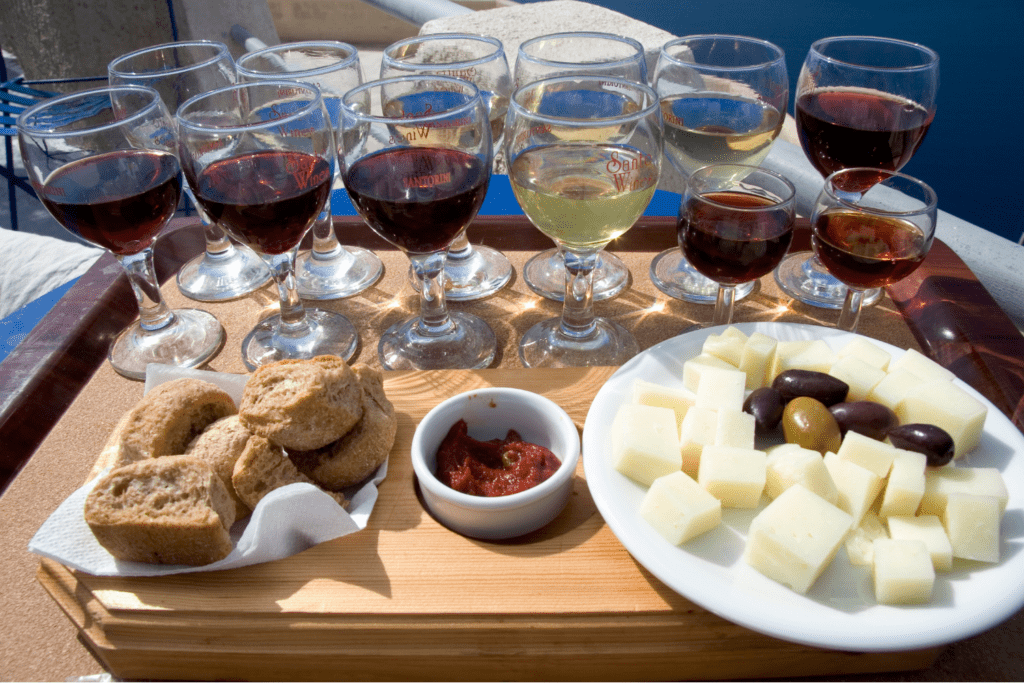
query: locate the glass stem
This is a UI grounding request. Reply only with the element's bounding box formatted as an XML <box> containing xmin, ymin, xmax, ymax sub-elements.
<box><xmin>837</xmin><ymin>287</ymin><xmax>865</xmax><ymax>332</ymax></box>
<box><xmin>446</xmin><ymin>231</ymin><xmax>473</xmax><ymax>263</ymax></box>
<box><xmin>116</xmin><ymin>248</ymin><xmax>175</xmax><ymax>332</ymax></box>
<box><xmin>410</xmin><ymin>251</ymin><xmax>456</xmax><ymax>336</ymax></box>
<box><xmin>712</xmin><ymin>284</ymin><xmax>737</xmax><ymax>326</ymax></box>
<box><xmin>186</xmin><ymin>186</ymin><xmax>236</xmax><ymax>258</ymax></box>
<box><xmin>559</xmin><ymin>249</ymin><xmax>599</xmax><ymax>339</ymax></box>
<box><xmin>267</xmin><ymin>251</ymin><xmax>311</xmax><ymax>335</ymax></box>
<box><xmin>310</xmin><ymin>212</ymin><xmax>343</xmax><ymax>259</ymax></box>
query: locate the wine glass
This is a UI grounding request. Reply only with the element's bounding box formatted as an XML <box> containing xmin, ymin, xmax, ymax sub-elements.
<box><xmin>109</xmin><ymin>40</ymin><xmax>271</xmax><ymax>302</ymax></box>
<box><xmin>649</xmin><ymin>35</ymin><xmax>788</xmax><ymax>304</ymax></box>
<box><xmin>679</xmin><ymin>165</ymin><xmax>796</xmax><ymax>326</ymax></box>
<box><xmin>774</xmin><ymin>36</ymin><xmax>939</xmax><ymax>309</ymax></box>
<box><xmin>339</xmin><ymin>76</ymin><xmax>496</xmax><ymax>370</ymax></box>
<box><xmin>380</xmin><ymin>33</ymin><xmax>514</xmax><ymax>302</ymax></box>
<box><xmin>513</xmin><ymin>31</ymin><xmax>649</xmax><ymax>303</ymax></box>
<box><xmin>17</xmin><ymin>85</ymin><xmax>224</xmax><ymax>379</ymax></box>
<box><xmin>235</xmin><ymin>40</ymin><xmax>384</xmax><ymax>300</ymax></box>
<box><xmin>175</xmin><ymin>81</ymin><xmax>359</xmax><ymax>369</ymax></box>
<box><xmin>506</xmin><ymin>75</ymin><xmax>662</xmax><ymax>368</ymax></box>
<box><xmin>811</xmin><ymin>167</ymin><xmax>936</xmax><ymax>332</ymax></box>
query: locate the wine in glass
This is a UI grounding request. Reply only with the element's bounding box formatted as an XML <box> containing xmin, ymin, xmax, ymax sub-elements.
<box><xmin>506</xmin><ymin>75</ymin><xmax>662</xmax><ymax>367</ymax></box>
<box><xmin>109</xmin><ymin>40</ymin><xmax>271</xmax><ymax>302</ymax></box>
<box><xmin>17</xmin><ymin>85</ymin><xmax>224</xmax><ymax>379</ymax></box>
<box><xmin>235</xmin><ymin>40</ymin><xmax>384</xmax><ymax>300</ymax></box>
<box><xmin>513</xmin><ymin>31</ymin><xmax>649</xmax><ymax>303</ymax></box>
<box><xmin>811</xmin><ymin>167</ymin><xmax>936</xmax><ymax>332</ymax></box>
<box><xmin>176</xmin><ymin>81</ymin><xmax>359</xmax><ymax>369</ymax></box>
<box><xmin>649</xmin><ymin>35</ymin><xmax>788</xmax><ymax>304</ymax></box>
<box><xmin>381</xmin><ymin>33</ymin><xmax>514</xmax><ymax>301</ymax></box>
<box><xmin>679</xmin><ymin>165</ymin><xmax>796</xmax><ymax>326</ymax></box>
<box><xmin>774</xmin><ymin>36</ymin><xmax>939</xmax><ymax>309</ymax></box>
<box><xmin>339</xmin><ymin>76</ymin><xmax>496</xmax><ymax>370</ymax></box>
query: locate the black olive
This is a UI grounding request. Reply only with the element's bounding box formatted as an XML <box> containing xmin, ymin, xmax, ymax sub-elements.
<box><xmin>829</xmin><ymin>401</ymin><xmax>899</xmax><ymax>441</ymax></box>
<box><xmin>772</xmin><ymin>369</ymin><xmax>849</xmax><ymax>407</ymax></box>
<box><xmin>888</xmin><ymin>423</ymin><xmax>956</xmax><ymax>467</ymax></box>
<box><xmin>743</xmin><ymin>387</ymin><xmax>785</xmax><ymax>433</ymax></box>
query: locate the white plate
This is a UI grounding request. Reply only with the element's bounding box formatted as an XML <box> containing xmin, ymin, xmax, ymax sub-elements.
<box><xmin>582</xmin><ymin>321</ymin><xmax>1024</xmax><ymax>652</ymax></box>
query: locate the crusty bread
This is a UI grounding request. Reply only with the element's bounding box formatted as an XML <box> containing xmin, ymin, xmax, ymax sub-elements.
<box><xmin>184</xmin><ymin>415</ymin><xmax>253</xmax><ymax>520</ymax></box>
<box><xmin>290</xmin><ymin>364</ymin><xmax>397</xmax><ymax>490</ymax></box>
<box><xmin>232</xmin><ymin>436</ymin><xmax>347</xmax><ymax>509</ymax></box>
<box><xmin>84</xmin><ymin>455</ymin><xmax>236</xmax><ymax>566</ymax></box>
<box><xmin>239</xmin><ymin>356</ymin><xmax>362</xmax><ymax>451</ymax></box>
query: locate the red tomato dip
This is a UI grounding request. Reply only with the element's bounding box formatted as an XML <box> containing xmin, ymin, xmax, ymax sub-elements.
<box><xmin>434</xmin><ymin>419</ymin><xmax>561</xmax><ymax>496</ymax></box>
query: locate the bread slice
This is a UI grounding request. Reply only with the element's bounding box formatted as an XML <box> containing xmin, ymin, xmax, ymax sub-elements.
<box><xmin>84</xmin><ymin>455</ymin><xmax>236</xmax><ymax>566</ymax></box>
<box><xmin>232</xmin><ymin>436</ymin><xmax>347</xmax><ymax>509</ymax></box>
<box><xmin>184</xmin><ymin>415</ymin><xmax>254</xmax><ymax>521</ymax></box>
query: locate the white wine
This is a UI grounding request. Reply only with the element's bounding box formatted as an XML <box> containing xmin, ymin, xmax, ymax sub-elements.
<box><xmin>661</xmin><ymin>93</ymin><xmax>783</xmax><ymax>176</ymax></box>
<box><xmin>510</xmin><ymin>143</ymin><xmax>658</xmax><ymax>248</ymax></box>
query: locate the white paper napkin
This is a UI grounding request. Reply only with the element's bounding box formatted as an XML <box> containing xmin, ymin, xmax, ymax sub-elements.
<box><xmin>28</xmin><ymin>363</ymin><xmax>387</xmax><ymax>576</ymax></box>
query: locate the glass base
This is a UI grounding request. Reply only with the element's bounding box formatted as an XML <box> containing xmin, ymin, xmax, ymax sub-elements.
<box><xmin>649</xmin><ymin>248</ymin><xmax>755</xmax><ymax>304</ymax></box>
<box><xmin>109</xmin><ymin>308</ymin><xmax>224</xmax><ymax>381</ymax></box>
<box><xmin>774</xmin><ymin>251</ymin><xmax>882</xmax><ymax>310</ymax></box>
<box><xmin>519</xmin><ymin>316</ymin><xmax>639</xmax><ymax>368</ymax></box>
<box><xmin>241</xmin><ymin>308</ymin><xmax>359</xmax><ymax>371</ymax></box>
<box><xmin>176</xmin><ymin>242</ymin><xmax>272</xmax><ymax>302</ymax></box>
<box><xmin>379</xmin><ymin>311</ymin><xmax>496</xmax><ymax>371</ymax></box>
<box><xmin>524</xmin><ymin>248</ymin><xmax>628</xmax><ymax>302</ymax></box>
<box><xmin>296</xmin><ymin>245</ymin><xmax>383</xmax><ymax>300</ymax></box>
<box><xmin>408</xmin><ymin>244</ymin><xmax>512</xmax><ymax>301</ymax></box>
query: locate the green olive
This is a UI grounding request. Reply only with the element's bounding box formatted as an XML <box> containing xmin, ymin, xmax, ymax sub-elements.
<box><xmin>782</xmin><ymin>396</ymin><xmax>842</xmax><ymax>455</ymax></box>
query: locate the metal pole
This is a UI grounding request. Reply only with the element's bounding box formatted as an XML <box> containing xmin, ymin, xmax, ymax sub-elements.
<box><xmin>356</xmin><ymin>0</ymin><xmax>473</xmax><ymax>26</ymax></box>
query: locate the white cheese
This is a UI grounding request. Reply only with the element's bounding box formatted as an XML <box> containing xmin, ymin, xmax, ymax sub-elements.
<box><xmin>682</xmin><ymin>353</ymin><xmax>739</xmax><ymax>394</ymax></box>
<box><xmin>612</xmin><ymin>403</ymin><xmax>681</xmax><ymax>487</ymax></box>
<box><xmin>698</xmin><ymin>444</ymin><xmax>767</xmax><ymax>509</ymax></box>
<box><xmin>703</xmin><ymin>333</ymin><xmax>745</xmax><ymax>367</ymax></box>
<box><xmin>919</xmin><ymin>466</ymin><xmax>1008</xmax><ymax>516</ymax></box>
<box><xmin>739</xmin><ymin>332</ymin><xmax>778</xmax><ymax>390</ymax></box>
<box><xmin>694</xmin><ymin>365</ymin><xmax>746</xmax><ymax>413</ymax></box>
<box><xmin>845</xmin><ymin>511</ymin><xmax>888</xmax><ymax>566</ymax></box>
<box><xmin>943</xmin><ymin>493</ymin><xmax>1001</xmax><ymax>563</ymax></box>
<box><xmin>823</xmin><ymin>451</ymin><xmax>884</xmax><ymax>528</ymax></box>
<box><xmin>889</xmin><ymin>348</ymin><xmax>956</xmax><ymax>383</ymax></box>
<box><xmin>828</xmin><ymin>355</ymin><xmax>886</xmax><ymax>403</ymax></box>
<box><xmin>836</xmin><ymin>337</ymin><xmax>891</xmax><ymax>371</ymax></box>
<box><xmin>872</xmin><ymin>538</ymin><xmax>935</xmax><ymax>605</ymax></box>
<box><xmin>764</xmin><ymin>444</ymin><xmax>839</xmax><ymax>505</ymax></box>
<box><xmin>896</xmin><ymin>379</ymin><xmax>988</xmax><ymax>457</ymax></box>
<box><xmin>867</xmin><ymin>368</ymin><xmax>926</xmax><ymax>412</ymax></box>
<box><xmin>679</xmin><ymin>405</ymin><xmax>718</xmax><ymax>477</ymax></box>
<box><xmin>714</xmin><ymin>409</ymin><xmax>756</xmax><ymax>450</ymax></box>
<box><xmin>835</xmin><ymin>430</ymin><xmax>896</xmax><ymax>479</ymax></box>
<box><xmin>640</xmin><ymin>471</ymin><xmax>722</xmax><ymax>545</ymax></box>
<box><xmin>878</xmin><ymin>449</ymin><xmax>927</xmax><ymax>518</ymax></box>
<box><xmin>886</xmin><ymin>515</ymin><xmax>953</xmax><ymax>572</ymax></box>
<box><xmin>771</xmin><ymin>339</ymin><xmax>835</xmax><ymax>380</ymax></box>
<box><xmin>632</xmin><ymin>379</ymin><xmax>695</xmax><ymax>432</ymax></box>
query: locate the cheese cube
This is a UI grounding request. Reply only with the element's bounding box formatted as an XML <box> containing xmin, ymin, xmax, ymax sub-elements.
<box><xmin>943</xmin><ymin>493</ymin><xmax>1001</xmax><ymax>563</ymax></box>
<box><xmin>890</xmin><ymin>348</ymin><xmax>956</xmax><ymax>383</ymax></box>
<box><xmin>769</xmin><ymin>340</ymin><xmax>813</xmax><ymax>381</ymax></box>
<box><xmin>714</xmin><ymin>409</ymin><xmax>755</xmax><ymax>449</ymax></box>
<box><xmin>835</xmin><ymin>430</ymin><xmax>896</xmax><ymax>479</ymax></box>
<box><xmin>721</xmin><ymin>325</ymin><xmax>749</xmax><ymax>342</ymax></box>
<box><xmin>886</xmin><ymin>515</ymin><xmax>953</xmax><ymax>572</ymax></box>
<box><xmin>698</xmin><ymin>445</ymin><xmax>767</xmax><ymax>508</ymax></box>
<box><xmin>828</xmin><ymin>355</ymin><xmax>886</xmax><ymax>403</ymax></box>
<box><xmin>682</xmin><ymin>353</ymin><xmax>738</xmax><ymax>393</ymax></box>
<box><xmin>823</xmin><ymin>451</ymin><xmax>884</xmax><ymax>527</ymax></box>
<box><xmin>694</xmin><ymin>365</ymin><xmax>746</xmax><ymax>413</ymax></box>
<box><xmin>764</xmin><ymin>444</ymin><xmax>839</xmax><ymax>505</ymax></box>
<box><xmin>632</xmin><ymin>379</ymin><xmax>695</xmax><ymax>431</ymax></box>
<box><xmin>845</xmin><ymin>511</ymin><xmax>888</xmax><ymax>566</ymax></box>
<box><xmin>702</xmin><ymin>333</ymin><xmax>745</xmax><ymax>367</ymax></box>
<box><xmin>896</xmin><ymin>380</ymin><xmax>988</xmax><ymax>457</ymax></box>
<box><xmin>867</xmin><ymin>368</ymin><xmax>926</xmax><ymax>412</ymax></box>
<box><xmin>771</xmin><ymin>339</ymin><xmax>835</xmax><ymax>380</ymax></box>
<box><xmin>872</xmin><ymin>539</ymin><xmax>935</xmax><ymax>605</ymax></box>
<box><xmin>640</xmin><ymin>471</ymin><xmax>722</xmax><ymax>545</ymax></box>
<box><xmin>739</xmin><ymin>332</ymin><xmax>778</xmax><ymax>390</ymax></box>
<box><xmin>878</xmin><ymin>449</ymin><xmax>927</xmax><ymax>517</ymax></box>
<box><xmin>743</xmin><ymin>485</ymin><xmax>853</xmax><ymax>594</ymax></box>
<box><xmin>612</xmin><ymin>404</ymin><xmax>681</xmax><ymax>487</ymax></box>
<box><xmin>837</xmin><ymin>337</ymin><xmax>891</xmax><ymax>371</ymax></box>
<box><xmin>679</xmin><ymin>405</ymin><xmax>718</xmax><ymax>477</ymax></box>
<box><xmin>920</xmin><ymin>466</ymin><xmax>1008</xmax><ymax>516</ymax></box>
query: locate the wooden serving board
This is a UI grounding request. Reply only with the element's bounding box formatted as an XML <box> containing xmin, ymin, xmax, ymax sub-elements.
<box><xmin>38</xmin><ymin>367</ymin><xmax>941</xmax><ymax>681</ymax></box>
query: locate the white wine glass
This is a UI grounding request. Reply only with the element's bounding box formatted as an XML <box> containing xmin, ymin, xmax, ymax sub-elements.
<box><xmin>236</xmin><ymin>40</ymin><xmax>384</xmax><ymax>300</ymax></box>
<box><xmin>649</xmin><ymin>35</ymin><xmax>788</xmax><ymax>304</ymax></box>
<box><xmin>506</xmin><ymin>75</ymin><xmax>662</xmax><ymax>367</ymax></box>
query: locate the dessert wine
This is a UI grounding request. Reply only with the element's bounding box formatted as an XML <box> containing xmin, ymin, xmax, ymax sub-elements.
<box><xmin>39</xmin><ymin>149</ymin><xmax>181</xmax><ymax>256</ymax></box>
<box><xmin>344</xmin><ymin>146</ymin><xmax>489</xmax><ymax>253</ymax></box>
<box><xmin>680</xmin><ymin>190</ymin><xmax>794</xmax><ymax>285</ymax></box>
<box><xmin>191</xmin><ymin>150</ymin><xmax>332</xmax><ymax>255</ymax></box>
<box><xmin>812</xmin><ymin>209</ymin><xmax>929</xmax><ymax>289</ymax></box>
<box><xmin>509</xmin><ymin>143</ymin><xmax>658</xmax><ymax>249</ymax></box>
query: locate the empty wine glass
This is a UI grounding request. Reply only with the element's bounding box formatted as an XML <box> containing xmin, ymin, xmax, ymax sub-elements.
<box><xmin>17</xmin><ymin>85</ymin><xmax>224</xmax><ymax>379</ymax></box>
<box><xmin>236</xmin><ymin>40</ymin><xmax>384</xmax><ymax>300</ymax></box>
<box><xmin>506</xmin><ymin>75</ymin><xmax>662</xmax><ymax>367</ymax></box>
<box><xmin>109</xmin><ymin>40</ymin><xmax>271</xmax><ymax>302</ymax></box>
<box><xmin>811</xmin><ymin>167</ymin><xmax>936</xmax><ymax>332</ymax></box>
<box><xmin>650</xmin><ymin>35</ymin><xmax>788</xmax><ymax>304</ymax></box>
<box><xmin>679</xmin><ymin>165</ymin><xmax>796</xmax><ymax>326</ymax></box>
<box><xmin>774</xmin><ymin>36</ymin><xmax>939</xmax><ymax>309</ymax></box>
<box><xmin>381</xmin><ymin>33</ymin><xmax>513</xmax><ymax>301</ymax></box>
<box><xmin>339</xmin><ymin>76</ymin><xmax>496</xmax><ymax>370</ymax></box>
<box><xmin>513</xmin><ymin>31</ymin><xmax>649</xmax><ymax>303</ymax></box>
<box><xmin>176</xmin><ymin>81</ymin><xmax>359</xmax><ymax>369</ymax></box>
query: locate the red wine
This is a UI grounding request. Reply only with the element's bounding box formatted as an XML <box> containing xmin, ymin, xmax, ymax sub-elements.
<box><xmin>812</xmin><ymin>209</ymin><xmax>928</xmax><ymax>289</ymax></box>
<box><xmin>192</xmin><ymin>150</ymin><xmax>332</xmax><ymax>255</ymax></box>
<box><xmin>344</xmin><ymin>147</ymin><xmax>488</xmax><ymax>253</ymax></box>
<box><xmin>797</xmin><ymin>89</ymin><xmax>932</xmax><ymax>185</ymax></box>
<box><xmin>680</xmin><ymin>191</ymin><xmax>794</xmax><ymax>285</ymax></box>
<box><xmin>39</xmin><ymin>150</ymin><xmax>181</xmax><ymax>256</ymax></box>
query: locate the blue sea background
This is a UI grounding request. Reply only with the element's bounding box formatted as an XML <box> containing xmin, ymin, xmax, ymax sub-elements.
<box><xmin>518</xmin><ymin>0</ymin><xmax>1024</xmax><ymax>243</ymax></box>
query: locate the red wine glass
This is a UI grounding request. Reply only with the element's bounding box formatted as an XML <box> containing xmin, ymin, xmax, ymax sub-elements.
<box><xmin>679</xmin><ymin>165</ymin><xmax>796</xmax><ymax>326</ymax></box>
<box><xmin>339</xmin><ymin>76</ymin><xmax>496</xmax><ymax>370</ymax></box>
<box><xmin>774</xmin><ymin>36</ymin><xmax>939</xmax><ymax>309</ymax></box>
<box><xmin>175</xmin><ymin>81</ymin><xmax>359</xmax><ymax>369</ymax></box>
<box><xmin>17</xmin><ymin>85</ymin><xmax>224</xmax><ymax>380</ymax></box>
<box><xmin>811</xmin><ymin>167</ymin><xmax>937</xmax><ymax>332</ymax></box>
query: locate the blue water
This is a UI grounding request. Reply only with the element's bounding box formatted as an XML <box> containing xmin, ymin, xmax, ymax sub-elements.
<box><xmin>517</xmin><ymin>0</ymin><xmax>1024</xmax><ymax>243</ymax></box>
